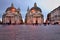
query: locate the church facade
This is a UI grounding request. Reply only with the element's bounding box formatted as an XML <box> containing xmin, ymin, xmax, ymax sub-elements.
<box><xmin>46</xmin><ymin>6</ymin><xmax>60</xmax><ymax>24</ymax></box>
<box><xmin>2</xmin><ymin>3</ymin><xmax>23</xmax><ymax>24</ymax></box>
<box><xmin>25</xmin><ymin>3</ymin><xmax>44</xmax><ymax>24</ymax></box>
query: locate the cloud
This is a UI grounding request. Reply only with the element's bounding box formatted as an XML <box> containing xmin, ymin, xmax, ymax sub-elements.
<box><xmin>37</xmin><ymin>0</ymin><xmax>60</xmax><ymax>11</ymax></box>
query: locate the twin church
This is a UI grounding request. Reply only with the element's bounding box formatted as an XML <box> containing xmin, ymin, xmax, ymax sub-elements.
<box><xmin>2</xmin><ymin>3</ymin><xmax>44</xmax><ymax>24</ymax></box>
<box><xmin>2</xmin><ymin>3</ymin><xmax>60</xmax><ymax>24</ymax></box>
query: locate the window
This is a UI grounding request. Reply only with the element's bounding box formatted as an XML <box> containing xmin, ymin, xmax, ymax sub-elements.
<box><xmin>31</xmin><ymin>10</ymin><xmax>36</xmax><ymax>13</ymax></box>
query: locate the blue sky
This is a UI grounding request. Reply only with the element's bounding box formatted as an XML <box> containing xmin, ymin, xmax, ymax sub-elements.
<box><xmin>0</xmin><ymin>0</ymin><xmax>60</xmax><ymax>21</ymax></box>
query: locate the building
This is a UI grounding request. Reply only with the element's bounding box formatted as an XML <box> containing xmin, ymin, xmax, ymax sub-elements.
<box><xmin>45</xmin><ymin>13</ymin><xmax>51</xmax><ymax>24</ymax></box>
<box><xmin>2</xmin><ymin>3</ymin><xmax>23</xmax><ymax>24</ymax></box>
<box><xmin>46</xmin><ymin>6</ymin><xmax>60</xmax><ymax>24</ymax></box>
<box><xmin>0</xmin><ymin>20</ymin><xmax>2</xmax><ymax>24</ymax></box>
<box><xmin>25</xmin><ymin>3</ymin><xmax>44</xmax><ymax>24</ymax></box>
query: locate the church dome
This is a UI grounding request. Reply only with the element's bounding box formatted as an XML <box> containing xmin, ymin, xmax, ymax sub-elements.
<box><xmin>6</xmin><ymin>3</ymin><xmax>17</xmax><ymax>12</ymax></box>
<box><xmin>30</xmin><ymin>3</ymin><xmax>42</xmax><ymax>12</ymax></box>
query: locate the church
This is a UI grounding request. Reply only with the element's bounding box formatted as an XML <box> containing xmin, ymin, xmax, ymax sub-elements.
<box><xmin>46</xmin><ymin>6</ymin><xmax>60</xmax><ymax>24</ymax></box>
<box><xmin>2</xmin><ymin>3</ymin><xmax>23</xmax><ymax>24</ymax></box>
<box><xmin>25</xmin><ymin>3</ymin><xmax>44</xmax><ymax>24</ymax></box>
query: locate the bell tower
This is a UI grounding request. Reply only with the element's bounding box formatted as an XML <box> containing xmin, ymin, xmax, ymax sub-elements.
<box><xmin>11</xmin><ymin>3</ymin><xmax>14</xmax><ymax>7</ymax></box>
<box><xmin>34</xmin><ymin>2</ymin><xmax>37</xmax><ymax>7</ymax></box>
<box><xmin>27</xmin><ymin>6</ymin><xmax>29</xmax><ymax>11</ymax></box>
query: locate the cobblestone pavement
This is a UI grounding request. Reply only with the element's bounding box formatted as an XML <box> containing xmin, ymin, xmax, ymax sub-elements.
<box><xmin>0</xmin><ymin>25</ymin><xmax>60</xmax><ymax>40</ymax></box>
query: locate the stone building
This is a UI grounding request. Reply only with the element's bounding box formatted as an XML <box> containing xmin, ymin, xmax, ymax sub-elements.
<box><xmin>0</xmin><ymin>20</ymin><xmax>2</xmax><ymax>24</ymax></box>
<box><xmin>46</xmin><ymin>6</ymin><xmax>60</xmax><ymax>24</ymax></box>
<box><xmin>2</xmin><ymin>3</ymin><xmax>23</xmax><ymax>24</ymax></box>
<box><xmin>45</xmin><ymin>13</ymin><xmax>51</xmax><ymax>24</ymax></box>
<box><xmin>25</xmin><ymin>3</ymin><xmax>44</xmax><ymax>24</ymax></box>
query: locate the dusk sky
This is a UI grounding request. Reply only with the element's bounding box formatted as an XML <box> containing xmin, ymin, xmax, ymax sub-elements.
<box><xmin>0</xmin><ymin>0</ymin><xmax>60</xmax><ymax>21</ymax></box>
